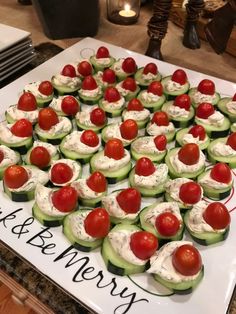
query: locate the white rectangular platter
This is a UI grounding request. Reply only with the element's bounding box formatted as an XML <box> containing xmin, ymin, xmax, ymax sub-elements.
<box><xmin>0</xmin><ymin>37</ymin><xmax>236</xmax><ymax>314</ymax></box>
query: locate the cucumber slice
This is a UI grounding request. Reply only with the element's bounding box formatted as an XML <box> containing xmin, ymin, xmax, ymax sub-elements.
<box><xmin>76</xmin><ymin>119</ymin><xmax>107</xmax><ymax>133</ymax></box>
<box><xmin>0</xmin><ymin>136</ymin><xmax>33</xmax><ymax>154</ymax></box>
<box><xmin>78</xmin><ymin>191</ymin><xmax>107</xmax><ymax>208</ymax></box>
<box><xmin>131</xmin><ymin>137</ymin><xmax>166</xmax><ymax>162</ymax></box>
<box><xmin>101</xmin><ymin>124</ymin><xmax>134</xmax><ymax>148</ymax></box>
<box><xmin>34</xmin><ymin>122</ymin><xmax>72</xmax><ymax>145</ymax></box>
<box><xmin>184</xmin><ymin>211</ymin><xmax>229</xmax><ymax>245</ymax></box>
<box><xmin>101</xmin><ymin>224</ymin><xmax>147</xmax><ymax>276</ymax></box>
<box><xmin>165</xmin><ymin>148</ymin><xmax>205</xmax><ymax>179</ymax></box>
<box><xmin>0</xmin><ymin>151</ymin><xmax>21</xmax><ymax>180</ymax></box>
<box><xmin>63</xmin><ymin>210</ymin><xmax>103</xmax><ymax>252</ymax></box>
<box><xmin>99</xmin><ymin>98</ymin><xmax>125</xmax><ymax>118</ymax></box>
<box><xmin>90</xmin><ymin>151</ymin><xmax>132</xmax><ymax>184</ymax></box>
<box><xmin>145</xmin><ymin>122</ymin><xmax>176</xmax><ymax>143</ymax></box>
<box><xmin>194</xmin><ymin>115</ymin><xmax>230</xmax><ymax>138</ymax></box>
<box><xmin>129</xmin><ymin>167</ymin><xmax>169</xmax><ymax>197</ymax></box>
<box><xmin>175</xmin><ymin>127</ymin><xmax>210</xmax><ymax>151</ymax></box>
<box><xmin>188</xmin><ymin>88</ymin><xmax>220</xmax><ymax>108</ymax></box>
<box><xmin>78</xmin><ymin>91</ymin><xmax>103</xmax><ymax>105</ymax></box>
<box><xmin>120</xmin><ymin>86</ymin><xmax>141</xmax><ymax>102</ymax></box>
<box><xmin>207</xmin><ymin>137</ymin><xmax>236</xmax><ymax>168</ymax></box>
<box><xmin>51</xmin><ymin>76</ymin><xmax>80</xmax><ymax>96</ymax></box>
<box><xmin>217</xmin><ymin>97</ymin><xmax>236</xmax><ymax>122</ymax></box>
<box><xmin>153</xmin><ymin>267</ymin><xmax>204</xmax><ymax>294</ymax></box>
<box><xmin>121</xmin><ymin>109</ymin><xmax>150</xmax><ymax>129</ymax></box>
<box><xmin>35</xmin><ymin>94</ymin><xmax>54</xmax><ymax>108</ymax></box>
<box><xmin>24</xmin><ymin>147</ymin><xmax>60</xmax><ymax>169</ymax></box>
<box><xmin>110</xmin><ymin>59</ymin><xmax>136</xmax><ymax>81</ymax></box>
<box><xmin>90</xmin><ymin>56</ymin><xmax>116</xmax><ymax>72</ymax></box>
<box><xmin>162</xmin><ymin>101</ymin><xmax>195</xmax><ymax>128</ymax></box>
<box><xmin>137</xmin><ymin>91</ymin><xmax>166</xmax><ymax>113</ymax></box>
<box><xmin>164</xmin><ymin>192</ymin><xmax>193</xmax><ymax>212</ymax></box>
<box><xmin>161</xmin><ymin>76</ymin><xmax>190</xmax><ymax>100</ymax></box>
<box><xmin>134</xmin><ymin>68</ymin><xmax>162</xmax><ymax>88</ymax></box>
<box><xmin>32</xmin><ymin>202</ymin><xmax>66</xmax><ymax>227</ymax></box>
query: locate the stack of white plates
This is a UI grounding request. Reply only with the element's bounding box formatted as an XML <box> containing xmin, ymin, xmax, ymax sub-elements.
<box><xmin>0</xmin><ymin>23</ymin><xmax>36</xmax><ymax>82</ymax></box>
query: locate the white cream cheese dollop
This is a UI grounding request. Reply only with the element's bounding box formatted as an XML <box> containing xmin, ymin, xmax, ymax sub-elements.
<box><xmin>165</xmin><ymin>80</ymin><xmax>184</xmax><ymax>92</ymax></box>
<box><xmin>198</xmin><ymin>171</ymin><xmax>231</xmax><ymax>189</ymax></box>
<box><xmin>170</xmin><ymin>148</ymin><xmax>205</xmax><ymax>173</ymax></box>
<box><xmin>166</xmin><ymin>104</ymin><xmax>190</xmax><ymax>119</ymax></box>
<box><xmin>134</xmin><ymin>163</ymin><xmax>168</xmax><ymax>188</ymax></box>
<box><xmin>112</xmin><ymin>59</ymin><xmax>126</xmax><ymax>74</ymax></box>
<box><xmin>72</xmin><ymin>179</ymin><xmax>104</xmax><ymax>200</ymax></box>
<box><xmin>6</xmin><ymin>106</ymin><xmax>39</xmax><ymax>124</ymax></box>
<box><xmin>49</xmin><ymin>96</ymin><xmax>78</xmax><ymax>113</ymax></box>
<box><xmin>76</xmin><ymin>105</ymin><xmax>98</xmax><ymax>127</ymax></box>
<box><xmin>226</xmin><ymin>100</ymin><xmax>236</xmax><ymax>114</ymax></box>
<box><xmin>0</xmin><ymin>122</ymin><xmax>30</xmax><ymax>143</ymax></box>
<box><xmin>140</xmin><ymin>91</ymin><xmax>161</xmax><ymax>103</ymax></box>
<box><xmin>49</xmin><ymin>159</ymin><xmax>81</xmax><ymax>186</ymax></box>
<box><xmin>68</xmin><ymin>210</ymin><xmax>96</xmax><ymax>242</ymax></box>
<box><xmin>122</xmin><ymin>108</ymin><xmax>150</xmax><ymax>121</ymax></box>
<box><xmin>24</xmin><ymin>81</ymin><xmax>51</xmax><ymax>99</ymax></box>
<box><xmin>63</xmin><ymin>131</ymin><xmax>101</xmax><ymax>154</ymax></box>
<box><xmin>196</xmin><ymin>111</ymin><xmax>224</xmax><ymax>127</ymax></box>
<box><xmin>53</xmin><ymin>74</ymin><xmax>81</xmax><ymax>89</ymax></box>
<box><xmin>79</xmin><ymin>86</ymin><xmax>102</xmax><ymax>98</ymax></box>
<box><xmin>192</xmin><ymin>91</ymin><xmax>217</xmax><ymax>105</ymax></box>
<box><xmin>103</xmin><ymin>123</ymin><xmax>133</xmax><ymax>146</ymax></box>
<box><xmin>146</xmin><ymin>122</ymin><xmax>175</xmax><ymax>136</ymax></box>
<box><xmin>0</xmin><ymin>145</ymin><xmax>20</xmax><ymax>167</ymax></box>
<box><xmin>93</xmin><ymin>150</ymin><xmax>130</xmax><ymax>171</ymax></box>
<box><xmin>93</xmin><ymin>56</ymin><xmax>112</xmax><ymax>66</ymax></box>
<box><xmin>141</xmin><ymin>72</ymin><xmax>158</xmax><ymax>81</ymax></box>
<box><xmin>101</xmin><ymin>97</ymin><xmax>125</xmax><ymax>110</ymax></box>
<box><xmin>165</xmin><ymin>178</ymin><xmax>196</xmax><ymax>204</ymax></box>
<box><xmin>182</xmin><ymin>133</ymin><xmax>207</xmax><ymax>145</ymax></box>
<box><xmin>36</xmin><ymin>116</ymin><xmax>72</xmax><ymax>136</ymax></box>
<box><xmin>132</xmin><ymin>136</ymin><xmax>165</xmax><ymax>154</ymax></box>
<box><xmin>211</xmin><ymin>142</ymin><xmax>236</xmax><ymax>157</ymax></box>
<box><xmin>32</xmin><ymin>141</ymin><xmax>58</xmax><ymax>157</ymax></box>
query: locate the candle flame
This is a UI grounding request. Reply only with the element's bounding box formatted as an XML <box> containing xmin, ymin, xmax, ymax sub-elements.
<box><xmin>124</xmin><ymin>3</ymin><xmax>131</xmax><ymax>12</ymax></box>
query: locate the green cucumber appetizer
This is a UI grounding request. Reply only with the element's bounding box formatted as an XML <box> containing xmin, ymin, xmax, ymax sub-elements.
<box><xmin>217</xmin><ymin>95</ymin><xmax>236</xmax><ymax>122</ymax></box>
<box><xmin>76</xmin><ymin>106</ymin><xmax>107</xmax><ymax>133</ymax></box>
<box><xmin>24</xmin><ymin>81</ymin><xmax>54</xmax><ymax>108</ymax></box>
<box><xmin>137</xmin><ymin>90</ymin><xmax>166</xmax><ymax>113</ymax></box>
<box><xmin>110</xmin><ymin>57</ymin><xmax>137</xmax><ymax>81</ymax></box>
<box><xmin>90</xmin><ymin>46</ymin><xmax>115</xmax><ymax>72</ymax></box>
<box><xmin>99</xmin><ymin>86</ymin><xmax>125</xmax><ymax>118</ymax></box>
<box><xmin>0</xmin><ymin>145</ymin><xmax>21</xmax><ymax>179</ymax></box>
<box><xmin>161</xmin><ymin>72</ymin><xmax>190</xmax><ymax>100</ymax></box>
<box><xmin>134</xmin><ymin>63</ymin><xmax>162</xmax><ymax>88</ymax></box>
<box><xmin>116</xmin><ymin>78</ymin><xmax>140</xmax><ymax>101</ymax></box>
<box><xmin>78</xmin><ymin>76</ymin><xmax>103</xmax><ymax>105</ymax></box>
<box><xmin>51</xmin><ymin>74</ymin><xmax>81</xmax><ymax>96</ymax></box>
<box><xmin>122</xmin><ymin>98</ymin><xmax>150</xmax><ymax>129</ymax></box>
<box><xmin>49</xmin><ymin>95</ymin><xmax>80</xmax><ymax>117</ymax></box>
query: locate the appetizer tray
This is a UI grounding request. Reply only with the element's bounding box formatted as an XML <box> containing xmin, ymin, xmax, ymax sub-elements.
<box><xmin>0</xmin><ymin>37</ymin><xmax>236</xmax><ymax>314</ymax></box>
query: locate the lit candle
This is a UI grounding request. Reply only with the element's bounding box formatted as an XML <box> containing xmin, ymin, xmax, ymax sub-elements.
<box><xmin>119</xmin><ymin>4</ymin><xmax>136</xmax><ymax>18</ymax></box>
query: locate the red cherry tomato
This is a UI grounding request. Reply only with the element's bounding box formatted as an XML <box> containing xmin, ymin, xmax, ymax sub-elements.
<box><xmin>178</xmin><ymin>143</ymin><xmax>200</xmax><ymax>165</ymax></box>
<box><xmin>179</xmin><ymin>181</ymin><xmax>202</xmax><ymax>204</ymax></box>
<box><xmin>120</xmin><ymin>119</ymin><xmax>138</xmax><ymax>140</ymax></box>
<box><xmin>116</xmin><ymin>188</ymin><xmax>141</xmax><ymax>214</ymax></box>
<box><xmin>151</xmin><ymin>111</ymin><xmax>169</xmax><ymax>126</ymax></box>
<box><xmin>155</xmin><ymin>212</ymin><xmax>180</xmax><ymax>236</ymax></box>
<box><xmin>197</xmin><ymin>79</ymin><xmax>215</xmax><ymax>95</ymax></box>
<box><xmin>61</xmin><ymin>96</ymin><xmax>79</xmax><ymax>116</ymax></box>
<box><xmin>104</xmin><ymin>86</ymin><xmax>121</xmax><ymax>102</ymax></box>
<box><xmin>104</xmin><ymin>138</ymin><xmax>125</xmax><ymax>160</ymax></box>
<box><xmin>86</xmin><ymin>171</ymin><xmax>107</xmax><ymax>193</ymax></box>
<box><xmin>172</xmin><ymin>244</ymin><xmax>202</xmax><ymax>276</ymax></box>
<box><xmin>17</xmin><ymin>92</ymin><xmax>37</xmax><ymax>111</ymax></box>
<box><xmin>122</xmin><ymin>77</ymin><xmax>137</xmax><ymax>92</ymax></box>
<box><xmin>4</xmin><ymin>165</ymin><xmax>28</xmax><ymax>189</ymax></box>
<box><xmin>38</xmin><ymin>108</ymin><xmax>59</xmax><ymax>130</ymax></box>
<box><xmin>143</xmin><ymin>63</ymin><xmax>158</xmax><ymax>75</ymax></box>
<box><xmin>130</xmin><ymin>231</ymin><xmax>158</xmax><ymax>260</ymax></box>
<box><xmin>102</xmin><ymin>69</ymin><xmax>116</xmax><ymax>84</ymax></box>
<box><xmin>84</xmin><ymin>207</ymin><xmax>110</xmax><ymax>238</ymax></box>
<box><xmin>196</xmin><ymin>102</ymin><xmax>215</xmax><ymax>119</ymax></box>
<box><xmin>61</xmin><ymin>64</ymin><xmax>76</xmax><ymax>78</ymax></box>
<box><xmin>90</xmin><ymin>107</ymin><xmax>106</xmax><ymax>126</ymax></box>
<box><xmin>51</xmin><ymin>186</ymin><xmax>78</xmax><ymax>212</ymax></box>
<box><xmin>0</xmin><ymin>150</ymin><xmax>4</xmax><ymax>163</ymax></box>
<box><xmin>233</xmin><ymin>93</ymin><xmax>236</xmax><ymax>101</ymax></box>
<box><xmin>96</xmin><ymin>46</ymin><xmax>110</xmax><ymax>58</ymax></box>
<box><xmin>127</xmin><ymin>98</ymin><xmax>144</xmax><ymax>111</ymax></box>
<box><xmin>171</xmin><ymin>69</ymin><xmax>187</xmax><ymax>85</ymax></box>
<box><xmin>80</xmin><ymin>130</ymin><xmax>99</xmax><ymax>147</ymax></box>
<box><xmin>38</xmin><ymin>81</ymin><xmax>54</xmax><ymax>96</ymax></box>
<box><xmin>50</xmin><ymin>162</ymin><xmax>73</xmax><ymax>184</ymax></box>
<box><xmin>121</xmin><ymin>57</ymin><xmax>136</xmax><ymax>73</ymax></box>
<box><xmin>30</xmin><ymin>146</ymin><xmax>51</xmax><ymax>169</ymax></box>
<box><xmin>203</xmin><ymin>202</ymin><xmax>230</xmax><ymax>229</ymax></box>
<box><xmin>210</xmin><ymin>163</ymin><xmax>232</xmax><ymax>184</ymax></box>
<box><xmin>147</xmin><ymin>81</ymin><xmax>163</xmax><ymax>96</ymax></box>
<box><xmin>154</xmin><ymin>135</ymin><xmax>167</xmax><ymax>151</ymax></box>
<box><xmin>188</xmin><ymin>125</ymin><xmax>206</xmax><ymax>140</ymax></box>
<box><xmin>77</xmin><ymin>60</ymin><xmax>93</xmax><ymax>77</ymax></box>
<box><xmin>226</xmin><ymin>132</ymin><xmax>236</xmax><ymax>150</ymax></box>
<box><xmin>174</xmin><ymin>94</ymin><xmax>191</xmax><ymax>111</ymax></box>
<box><xmin>82</xmin><ymin>75</ymin><xmax>98</xmax><ymax>90</ymax></box>
<box><xmin>135</xmin><ymin>157</ymin><xmax>155</xmax><ymax>176</ymax></box>
<box><xmin>11</xmin><ymin>119</ymin><xmax>33</xmax><ymax>137</ymax></box>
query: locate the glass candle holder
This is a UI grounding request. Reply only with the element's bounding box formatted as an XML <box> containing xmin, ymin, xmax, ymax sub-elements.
<box><xmin>107</xmin><ymin>0</ymin><xmax>140</xmax><ymax>25</ymax></box>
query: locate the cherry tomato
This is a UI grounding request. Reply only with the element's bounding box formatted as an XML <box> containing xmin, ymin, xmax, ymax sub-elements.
<box><xmin>90</xmin><ymin>107</ymin><xmax>106</xmax><ymax>126</ymax></box>
<box><xmin>226</xmin><ymin>132</ymin><xmax>236</xmax><ymax>150</ymax></box>
<box><xmin>135</xmin><ymin>157</ymin><xmax>155</xmax><ymax>176</ymax></box>
<box><xmin>38</xmin><ymin>108</ymin><xmax>59</xmax><ymax>130</ymax></box>
<box><xmin>121</xmin><ymin>57</ymin><xmax>136</xmax><ymax>73</ymax></box>
<box><xmin>127</xmin><ymin>98</ymin><xmax>144</xmax><ymax>111</ymax></box>
<box><xmin>197</xmin><ymin>79</ymin><xmax>215</xmax><ymax>95</ymax></box>
<box><xmin>203</xmin><ymin>202</ymin><xmax>230</xmax><ymax>229</ymax></box>
<box><xmin>11</xmin><ymin>119</ymin><xmax>33</xmax><ymax>137</ymax></box>
<box><xmin>51</xmin><ymin>186</ymin><xmax>78</xmax><ymax>212</ymax></box>
<box><xmin>210</xmin><ymin>163</ymin><xmax>232</xmax><ymax>184</ymax></box>
<box><xmin>171</xmin><ymin>69</ymin><xmax>187</xmax><ymax>85</ymax></box>
<box><xmin>77</xmin><ymin>60</ymin><xmax>93</xmax><ymax>77</ymax></box>
<box><xmin>82</xmin><ymin>75</ymin><xmax>97</xmax><ymax>90</ymax></box>
<box><xmin>174</xmin><ymin>94</ymin><xmax>191</xmax><ymax>111</ymax></box>
<box><xmin>196</xmin><ymin>102</ymin><xmax>215</xmax><ymax>119</ymax></box>
<box><xmin>4</xmin><ymin>165</ymin><xmax>28</xmax><ymax>189</ymax></box>
<box><xmin>143</xmin><ymin>62</ymin><xmax>158</xmax><ymax>75</ymax></box>
<box><xmin>80</xmin><ymin>130</ymin><xmax>99</xmax><ymax>147</ymax></box>
<box><xmin>50</xmin><ymin>162</ymin><xmax>73</xmax><ymax>184</ymax></box>
<box><xmin>233</xmin><ymin>93</ymin><xmax>236</xmax><ymax>101</ymax></box>
<box><xmin>86</xmin><ymin>171</ymin><xmax>107</xmax><ymax>193</ymax></box>
<box><xmin>84</xmin><ymin>207</ymin><xmax>110</xmax><ymax>238</ymax></box>
<box><xmin>30</xmin><ymin>146</ymin><xmax>51</xmax><ymax>169</ymax></box>
<box><xmin>172</xmin><ymin>244</ymin><xmax>202</xmax><ymax>276</ymax></box>
<box><xmin>151</xmin><ymin>111</ymin><xmax>169</xmax><ymax>126</ymax></box>
<box><xmin>102</xmin><ymin>69</ymin><xmax>116</xmax><ymax>84</ymax></box>
<box><xmin>0</xmin><ymin>150</ymin><xmax>4</xmax><ymax>163</ymax></box>
<box><xmin>178</xmin><ymin>143</ymin><xmax>200</xmax><ymax>165</ymax></box>
<box><xmin>188</xmin><ymin>125</ymin><xmax>206</xmax><ymax>140</ymax></box>
<box><xmin>38</xmin><ymin>81</ymin><xmax>53</xmax><ymax>96</ymax></box>
<box><xmin>130</xmin><ymin>231</ymin><xmax>158</xmax><ymax>260</ymax></box>
<box><xmin>96</xmin><ymin>46</ymin><xmax>110</xmax><ymax>58</ymax></box>
<box><xmin>61</xmin><ymin>64</ymin><xmax>76</xmax><ymax>78</ymax></box>
<box><xmin>120</xmin><ymin>119</ymin><xmax>138</xmax><ymax>140</ymax></box>
<box><xmin>122</xmin><ymin>77</ymin><xmax>137</xmax><ymax>92</ymax></box>
<box><xmin>155</xmin><ymin>212</ymin><xmax>180</xmax><ymax>236</ymax></box>
<box><xmin>154</xmin><ymin>134</ymin><xmax>167</xmax><ymax>151</ymax></box>
<box><xmin>116</xmin><ymin>188</ymin><xmax>141</xmax><ymax>214</ymax></box>
<box><xmin>147</xmin><ymin>81</ymin><xmax>163</xmax><ymax>96</ymax></box>
<box><xmin>179</xmin><ymin>181</ymin><xmax>202</xmax><ymax>204</ymax></box>
<box><xmin>61</xmin><ymin>96</ymin><xmax>79</xmax><ymax>116</ymax></box>
<box><xmin>104</xmin><ymin>86</ymin><xmax>121</xmax><ymax>102</ymax></box>
<box><xmin>104</xmin><ymin>138</ymin><xmax>124</xmax><ymax>160</ymax></box>
<box><xmin>17</xmin><ymin>92</ymin><xmax>37</xmax><ymax>111</ymax></box>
